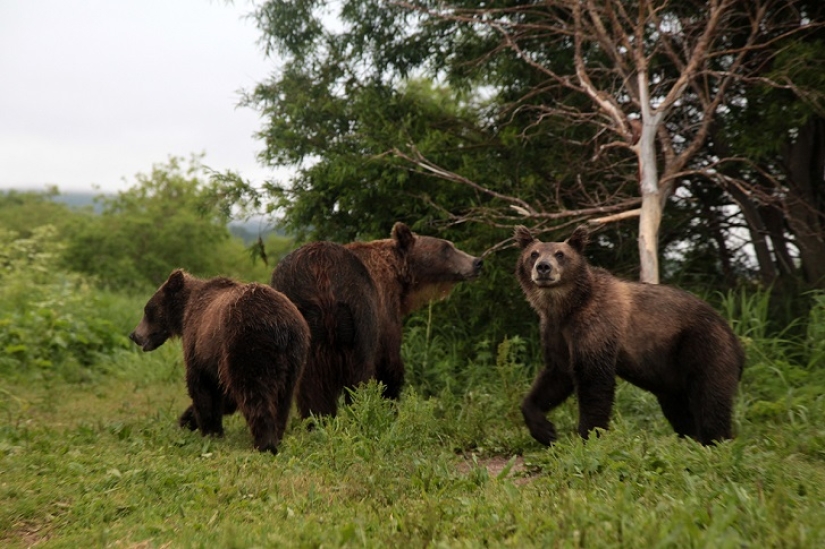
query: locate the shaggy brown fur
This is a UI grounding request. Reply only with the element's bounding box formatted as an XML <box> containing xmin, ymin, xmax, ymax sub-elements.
<box><xmin>271</xmin><ymin>222</ymin><xmax>483</xmax><ymax>418</ymax></box>
<box><xmin>130</xmin><ymin>270</ymin><xmax>309</xmax><ymax>454</ymax></box>
<box><xmin>514</xmin><ymin>226</ymin><xmax>744</xmax><ymax>446</ymax></box>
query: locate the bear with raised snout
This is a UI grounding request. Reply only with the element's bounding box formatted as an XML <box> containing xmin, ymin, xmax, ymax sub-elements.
<box><xmin>129</xmin><ymin>269</ymin><xmax>309</xmax><ymax>454</ymax></box>
<box><xmin>270</xmin><ymin>222</ymin><xmax>483</xmax><ymax>419</ymax></box>
<box><xmin>514</xmin><ymin>226</ymin><xmax>744</xmax><ymax>446</ymax></box>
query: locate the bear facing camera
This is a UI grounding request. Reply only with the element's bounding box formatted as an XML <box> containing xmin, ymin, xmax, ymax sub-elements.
<box><xmin>514</xmin><ymin>225</ymin><xmax>744</xmax><ymax>446</ymax></box>
<box><xmin>129</xmin><ymin>269</ymin><xmax>309</xmax><ymax>454</ymax></box>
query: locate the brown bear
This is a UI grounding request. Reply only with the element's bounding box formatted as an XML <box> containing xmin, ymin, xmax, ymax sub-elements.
<box><xmin>514</xmin><ymin>225</ymin><xmax>744</xmax><ymax>446</ymax></box>
<box><xmin>129</xmin><ymin>269</ymin><xmax>309</xmax><ymax>454</ymax></box>
<box><xmin>270</xmin><ymin>222</ymin><xmax>483</xmax><ymax>419</ymax></box>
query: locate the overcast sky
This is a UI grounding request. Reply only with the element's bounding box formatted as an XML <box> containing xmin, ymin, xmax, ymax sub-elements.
<box><xmin>0</xmin><ymin>0</ymin><xmax>278</xmax><ymax>194</ymax></box>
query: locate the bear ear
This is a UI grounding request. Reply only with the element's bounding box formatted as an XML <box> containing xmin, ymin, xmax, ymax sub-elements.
<box><xmin>164</xmin><ymin>269</ymin><xmax>186</xmax><ymax>294</ymax></box>
<box><xmin>566</xmin><ymin>225</ymin><xmax>590</xmax><ymax>253</ymax></box>
<box><xmin>392</xmin><ymin>222</ymin><xmax>415</xmax><ymax>253</ymax></box>
<box><xmin>513</xmin><ymin>225</ymin><xmax>535</xmax><ymax>249</ymax></box>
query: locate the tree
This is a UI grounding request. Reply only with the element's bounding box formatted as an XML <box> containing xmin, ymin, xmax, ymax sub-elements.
<box><xmin>64</xmin><ymin>156</ymin><xmax>235</xmax><ymax>288</ymax></box>
<box><xmin>716</xmin><ymin>24</ymin><xmax>825</xmax><ymax>288</ymax></box>
<box><xmin>241</xmin><ymin>0</ymin><xmax>823</xmax><ymax>286</ymax></box>
<box><xmin>389</xmin><ymin>0</ymin><xmax>822</xmax><ymax>283</ymax></box>
<box><xmin>0</xmin><ymin>188</ymin><xmax>83</xmax><ymax>238</ymax></box>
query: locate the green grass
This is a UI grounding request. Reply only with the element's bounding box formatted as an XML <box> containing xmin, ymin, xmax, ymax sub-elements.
<box><xmin>2</xmin><ymin>288</ymin><xmax>825</xmax><ymax>547</ymax></box>
<box><xmin>3</xmin><ymin>331</ymin><xmax>825</xmax><ymax>548</ymax></box>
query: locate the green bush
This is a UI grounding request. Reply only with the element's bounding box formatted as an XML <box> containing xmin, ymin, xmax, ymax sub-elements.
<box><xmin>62</xmin><ymin>156</ymin><xmax>242</xmax><ymax>290</ymax></box>
<box><xmin>0</xmin><ymin>226</ymin><xmax>130</xmax><ymax>380</ymax></box>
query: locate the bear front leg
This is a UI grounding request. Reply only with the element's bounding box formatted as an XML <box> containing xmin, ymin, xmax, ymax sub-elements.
<box><xmin>186</xmin><ymin>367</ymin><xmax>225</xmax><ymax>438</ymax></box>
<box><xmin>180</xmin><ymin>393</ymin><xmax>236</xmax><ymax>431</ymax></box>
<box><xmin>179</xmin><ymin>404</ymin><xmax>198</xmax><ymax>431</ymax></box>
<box><xmin>572</xmin><ymin>355</ymin><xmax>617</xmax><ymax>440</ymax></box>
<box><xmin>521</xmin><ymin>367</ymin><xmax>574</xmax><ymax>446</ymax></box>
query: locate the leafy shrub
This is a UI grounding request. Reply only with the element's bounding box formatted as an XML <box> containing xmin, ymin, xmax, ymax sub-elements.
<box><xmin>62</xmin><ymin>156</ymin><xmax>240</xmax><ymax>290</ymax></box>
<box><xmin>0</xmin><ymin>226</ymin><xmax>130</xmax><ymax>380</ymax></box>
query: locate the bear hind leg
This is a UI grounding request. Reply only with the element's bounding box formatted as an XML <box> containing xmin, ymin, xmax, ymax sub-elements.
<box><xmin>296</xmin><ymin>352</ymin><xmax>344</xmax><ymax>421</ymax></box>
<box><xmin>246</xmin><ymin>406</ymin><xmax>281</xmax><ymax>454</ymax></box>
<box><xmin>179</xmin><ymin>405</ymin><xmax>198</xmax><ymax>431</ymax></box>
<box><xmin>223</xmin><ymin>360</ymin><xmax>286</xmax><ymax>454</ymax></box>
<box><xmin>179</xmin><ymin>394</ymin><xmax>237</xmax><ymax>432</ymax></box>
<box><xmin>656</xmin><ymin>393</ymin><xmax>697</xmax><ymax>440</ymax></box>
<box><xmin>375</xmin><ymin>354</ymin><xmax>404</xmax><ymax>401</ymax></box>
<box><xmin>690</xmin><ymin>385</ymin><xmax>735</xmax><ymax>445</ymax></box>
<box><xmin>231</xmin><ymin>386</ymin><xmax>281</xmax><ymax>454</ymax></box>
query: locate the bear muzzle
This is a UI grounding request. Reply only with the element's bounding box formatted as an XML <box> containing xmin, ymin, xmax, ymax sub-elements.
<box><xmin>469</xmin><ymin>257</ymin><xmax>483</xmax><ymax>278</ymax></box>
<box><xmin>129</xmin><ymin>330</ymin><xmax>166</xmax><ymax>352</ymax></box>
<box><xmin>531</xmin><ymin>260</ymin><xmax>561</xmax><ymax>286</ymax></box>
<box><xmin>451</xmin><ymin>256</ymin><xmax>483</xmax><ymax>280</ymax></box>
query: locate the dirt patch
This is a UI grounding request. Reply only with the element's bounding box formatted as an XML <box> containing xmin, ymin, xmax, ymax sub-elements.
<box><xmin>4</xmin><ymin>521</ymin><xmax>51</xmax><ymax>548</ymax></box>
<box><xmin>457</xmin><ymin>455</ymin><xmax>537</xmax><ymax>485</ymax></box>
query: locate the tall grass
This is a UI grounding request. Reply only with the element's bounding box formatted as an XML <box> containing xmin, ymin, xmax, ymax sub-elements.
<box><xmin>805</xmin><ymin>292</ymin><xmax>825</xmax><ymax>368</ymax></box>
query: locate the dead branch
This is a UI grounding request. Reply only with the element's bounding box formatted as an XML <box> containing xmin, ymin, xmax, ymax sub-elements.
<box><xmin>590</xmin><ymin>208</ymin><xmax>642</xmax><ymax>225</ymax></box>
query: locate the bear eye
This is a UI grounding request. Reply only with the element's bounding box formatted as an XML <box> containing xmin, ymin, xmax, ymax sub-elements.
<box><xmin>144</xmin><ymin>305</ymin><xmax>159</xmax><ymax>322</ymax></box>
<box><xmin>554</xmin><ymin>251</ymin><xmax>565</xmax><ymax>260</ymax></box>
<box><xmin>530</xmin><ymin>251</ymin><xmax>539</xmax><ymax>260</ymax></box>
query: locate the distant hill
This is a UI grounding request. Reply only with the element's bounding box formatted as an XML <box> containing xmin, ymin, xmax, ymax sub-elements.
<box><xmin>46</xmin><ymin>191</ymin><xmax>284</xmax><ymax>243</ymax></box>
<box><xmin>50</xmin><ymin>191</ymin><xmax>105</xmax><ymax>212</ymax></box>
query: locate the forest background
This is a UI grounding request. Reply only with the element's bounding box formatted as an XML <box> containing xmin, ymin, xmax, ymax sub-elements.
<box><xmin>2</xmin><ymin>0</ymin><xmax>825</xmax><ymax>546</ymax></box>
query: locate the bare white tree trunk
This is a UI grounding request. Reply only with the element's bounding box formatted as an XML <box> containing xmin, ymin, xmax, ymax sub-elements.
<box><xmin>636</xmin><ymin>72</ymin><xmax>664</xmax><ymax>284</ymax></box>
<box><xmin>638</xmin><ymin>192</ymin><xmax>662</xmax><ymax>284</ymax></box>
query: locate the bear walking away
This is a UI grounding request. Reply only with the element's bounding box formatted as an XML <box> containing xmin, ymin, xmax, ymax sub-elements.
<box><xmin>514</xmin><ymin>226</ymin><xmax>744</xmax><ymax>446</ymax></box>
<box><xmin>129</xmin><ymin>269</ymin><xmax>309</xmax><ymax>454</ymax></box>
<box><xmin>271</xmin><ymin>222</ymin><xmax>483</xmax><ymax>419</ymax></box>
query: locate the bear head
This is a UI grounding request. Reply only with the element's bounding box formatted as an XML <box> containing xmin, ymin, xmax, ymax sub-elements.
<box><xmin>393</xmin><ymin>222</ymin><xmax>483</xmax><ymax>312</ymax></box>
<box><xmin>129</xmin><ymin>269</ymin><xmax>189</xmax><ymax>352</ymax></box>
<box><xmin>514</xmin><ymin>225</ymin><xmax>589</xmax><ymax>289</ymax></box>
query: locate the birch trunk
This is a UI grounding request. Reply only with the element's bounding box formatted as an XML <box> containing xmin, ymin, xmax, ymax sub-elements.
<box><xmin>637</xmin><ymin>107</ymin><xmax>663</xmax><ymax>284</ymax></box>
<box><xmin>638</xmin><ymin>187</ymin><xmax>661</xmax><ymax>284</ymax></box>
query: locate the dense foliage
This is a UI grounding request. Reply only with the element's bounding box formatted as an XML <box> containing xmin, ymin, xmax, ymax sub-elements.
<box><xmin>220</xmin><ymin>0</ymin><xmax>825</xmax><ymax>301</ymax></box>
<box><xmin>0</xmin><ymin>226</ymin><xmax>130</xmax><ymax>380</ymax></box>
<box><xmin>0</xmin><ymin>157</ymin><xmax>292</xmax><ymax>380</ymax></box>
<box><xmin>61</xmin><ymin>156</ymin><xmax>273</xmax><ymax>289</ymax></box>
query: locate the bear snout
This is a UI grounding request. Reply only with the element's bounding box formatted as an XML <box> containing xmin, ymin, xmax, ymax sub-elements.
<box><xmin>454</xmin><ymin>256</ymin><xmax>483</xmax><ymax>280</ymax></box>
<box><xmin>129</xmin><ymin>328</ymin><xmax>165</xmax><ymax>352</ymax></box>
<box><xmin>128</xmin><ymin>330</ymin><xmax>153</xmax><ymax>351</ymax></box>
<box><xmin>532</xmin><ymin>260</ymin><xmax>560</xmax><ymax>285</ymax></box>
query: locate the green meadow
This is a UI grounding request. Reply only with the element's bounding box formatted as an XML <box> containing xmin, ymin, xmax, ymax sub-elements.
<box><xmin>2</xmin><ymin>287</ymin><xmax>825</xmax><ymax>548</ymax></box>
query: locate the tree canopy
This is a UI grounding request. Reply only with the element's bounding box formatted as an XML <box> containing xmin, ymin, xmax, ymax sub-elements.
<box><xmin>59</xmin><ymin>156</ymin><xmax>277</xmax><ymax>289</ymax></box>
<box><xmin>217</xmin><ymin>0</ymin><xmax>824</xmax><ymax>298</ymax></box>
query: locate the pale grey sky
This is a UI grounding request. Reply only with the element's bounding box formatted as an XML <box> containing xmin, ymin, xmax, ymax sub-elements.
<box><xmin>0</xmin><ymin>0</ymin><xmax>277</xmax><ymax>193</ymax></box>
